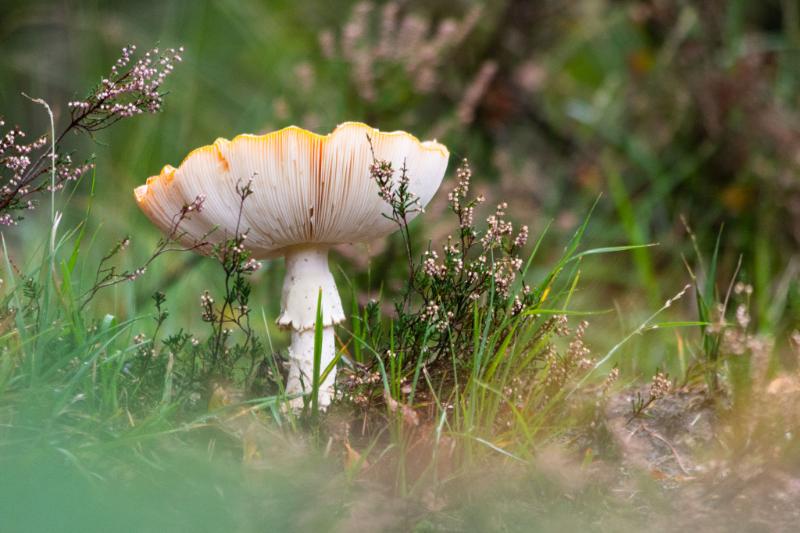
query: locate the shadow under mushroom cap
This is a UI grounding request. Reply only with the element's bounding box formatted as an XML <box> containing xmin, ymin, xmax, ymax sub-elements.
<box><xmin>134</xmin><ymin>122</ymin><xmax>449</xmax><ymax>259</ymax></box>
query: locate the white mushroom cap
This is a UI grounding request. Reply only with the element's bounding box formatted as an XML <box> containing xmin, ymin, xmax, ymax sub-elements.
<box><xmin>134</xmin><ymin>122</ymin><xmax>449</xmax><ymax>258</ymax></box>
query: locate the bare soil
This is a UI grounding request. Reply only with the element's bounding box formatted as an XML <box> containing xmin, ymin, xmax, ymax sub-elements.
<box><xmin>604</xmin><ymin>387</ymin><xmax>800</xmax><ymax>532</ymax></box>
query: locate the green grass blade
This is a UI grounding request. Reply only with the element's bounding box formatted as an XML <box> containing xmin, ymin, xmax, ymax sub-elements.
<box><xmin>310</xmin><ymin>288</ymin><xmax>323</xmax><ymax>419</ymax></box>
<box><xmin>565</xmin><ymin>243</ymin><xmax>659</xmax><ymax>263</ymax></box>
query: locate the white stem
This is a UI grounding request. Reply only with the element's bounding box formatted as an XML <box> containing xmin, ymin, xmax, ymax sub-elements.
<box><xmin>21</xmin><ymin>93</ymin><xmax>57</xmax><ymax>272</ymax></box>
<box><xmin>285</xmin><ymin>328</ymin><xmax>336</xmax><ymax>410</ymax></box>
<box><xmin>278</xmin><ymin>245</ymin><xmax>344</xmax><ymax>410</ymax></box>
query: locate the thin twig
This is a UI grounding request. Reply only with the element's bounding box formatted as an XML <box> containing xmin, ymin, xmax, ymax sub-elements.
<box><xmin>640</xmin><ymin>424</ymin><xmax>693</xmax><ymax>477</ymax></box>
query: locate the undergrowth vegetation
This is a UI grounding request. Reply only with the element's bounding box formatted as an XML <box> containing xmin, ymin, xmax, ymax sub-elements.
<box><xmin>0</xmin><ymin>46</ymin><xmax>661</xmax><ymax>495</ymax></box>
<box><xmin>2</xmin><ymin>1</ymin><xmax>800</xmax><ymax>529</ymax></box>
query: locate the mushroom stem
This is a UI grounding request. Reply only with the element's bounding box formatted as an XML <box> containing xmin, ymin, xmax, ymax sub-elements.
<box><xmin>286</xmin><ymin>328</ymin><xmax>336</xmax><ymax>409</ymax></box>
<box><xmin>278</xmin><ymin>245</ymin><xmax>344</xmax><ymax>410</ymax></box>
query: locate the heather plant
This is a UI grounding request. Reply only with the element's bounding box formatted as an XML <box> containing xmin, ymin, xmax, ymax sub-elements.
<box><xmin>335</xmin><ymin>146</ymin><xmax>648</xmax><ymax>491</ymax></box>
<box><xmin>319</xmin><ymin>2</ymin><xmax>483</xmax><ymax>104</ymax></box>
<box><xmin>0</xmin><ymin>45</ymin><xmax>183</xmax><ymax>226</ymax></box>
<box><xmin>80</xmin><ymin>193</ymin><xmax>208</xmax><ymax>308</ymax></box>
<box><xmin>363</xmin><ymin>150</ymin><xmax>535</xmax><ymax>362</ymax></box>
<box><xmin>0</xmin><ymin>47</ymin><xmax>159</xmax><ymax>425</ymax></box>
<box><xmin>629</xmin><ymin>369</ymin><xmax>673</xmax><ymax>420</ymax></box>
<box><xmin>119</xmin><ymin>185</ymin><xmax>278</xmax><ymax>411</ymax></box>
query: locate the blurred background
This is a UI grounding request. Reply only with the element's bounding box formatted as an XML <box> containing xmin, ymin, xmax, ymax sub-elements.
<box><xmin>1</xmin><ymin>0</ymin><xmax>799</xmax><ymax>373</ymax></box>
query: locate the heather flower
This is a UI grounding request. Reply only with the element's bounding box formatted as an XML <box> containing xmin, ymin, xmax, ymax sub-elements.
<box><xmin>734</xmin><ymin>282</ymin><xmax>753</xmax><ymax>296</ymax></box>
<box><xmin>601</xmin><ymin>367</ymin><xmax>620</xmax><ymax>395</ymax></box>
<box><xmin>649</xmin><ymin>371</ymin><xmax>671</xmax><ymax>400</ymax></box>
<box><xmin>514</xmin><ymin>225</ymin><xmax>529</xmax><ymax>248</ymax></box>
<box><xmin>69</xmin><ymin>45</ymin><xmax>184</xmax><ymax>126</ymax></box>
<box><xmin>241</xmin><ymin>258</ymin><xmax>261</xmax><ymax>273</ymax></box>
<box><xmin>567</xmin><ymin>320</ymin><xmax>593</xmax><ymax>370</ymax></box>
<box><xmin>552</xmin><ymin>314</ymin><xmax>570</xmax><ymax>337</ymax></box>
<box><xmin>126</xmin><ymin>267</ymin><xmax>146</xmax><ymax>281</ymax></box>
<box><xmin>543</xmin><ymin>346</ymin><xmax>560</xmax><ymax>383</ymax></box>
<box><xmin>423</xmin><ymin>301</ymin><xmax>439</xmax><ymax>321</ymax></box>
<box><xmin>735</xmin><ymin>304</ymin><xmax>750</xmax><ymax>329</ymax></box>
<box><xmin>184</xmin><ymin>194</ymin><xmax>206</xmax><ymax>214</ymax></box>
<box><xmin>368</xmin><ymin>145</ymin><xmax>425</xmax><ymax>222</ymax></box>
<box><xmin>200</xmin><ymin>291</ymin><xmax>216</xmax><ymax>322</ymax></box>
<box><xmin>511</xmin><ymin>296</ymin><xmax>524</xmax><ymax>315</ymax></box>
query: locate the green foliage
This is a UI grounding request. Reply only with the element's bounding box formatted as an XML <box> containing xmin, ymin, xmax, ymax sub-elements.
<box><xmin>333</xmin><ymin>154</ymin><xmax>659</xmax><ymax>494</ymax></box>
<box><xmin>1</xmin><ymin>1</ymin><xmax>799</xmax><ymax>528</ymax></box>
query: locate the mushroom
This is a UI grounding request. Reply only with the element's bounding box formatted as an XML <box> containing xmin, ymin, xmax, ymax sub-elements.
<box><xmin>133</xmin><ymin>122</ymin><xmax>449</xmax><ymax>409</ymax></box>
